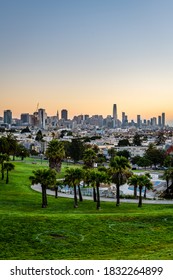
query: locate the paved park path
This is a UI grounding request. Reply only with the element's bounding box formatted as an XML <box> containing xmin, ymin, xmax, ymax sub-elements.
<box><xmin>31</xmin><ymin>184</ymin><xmax>173</xmax><ymax>205</ymax></box>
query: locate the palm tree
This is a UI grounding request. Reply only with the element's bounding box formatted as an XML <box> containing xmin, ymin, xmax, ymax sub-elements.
<box><xmin>3</xmin><ymin>162</ymin><xmax>15</xmax><ymax>184</ymax></box>
<box><xmin>45</xmin><ymin>139</ymin><xmax>65</xmax><ymax>172</ymax></box>
<box><xmin>29</xmin><ymin>168</ymin><xmax>57</xmax><ymax>208</ymax></box>
<box><xmin>75</xmin><ymin>168</ymin><xmax>84</xmax><ymax>202</ymax></box>
<box><xmin>64</xmin><ymin>167</ymin><xmax>83</xmax><ymax>208</ymax></box>
<box><xmin>109</xmin><ymin>156</ymin><xmax>131</xmax><ymax>206</ymax></box>
<box><xmin>89</xmin><ymin>169</ymin><xmax>108</xmax><ymax>209</ymax></box>
<box><xmin>89</xmin><ymin>169</ymin><xmax>98</xmax><ymax>202</ymax></box>
<box><xmin>6</xmin><ymin>133</ymin><xmax>18</xmax><ymax>160</ymax></box>
<box><xmin>128</xmin><ymin>174</ymin><xmax>139</xmax><ymax>198</ymax></box>
<box><xmin>83</xmin><ymin>148</ymin><xmax>97</xmax><ymax>169</ymax></box>
<box><xmin>0</xmin><ymin>154</ymin><xmax>10</xmax><ymax>180</ymax></box>
<box><xmin>143</xmin><ymin>172</ymin><xmax>152</xmax><ymax>198</ymax></box>
<box><xmin>162</xmin><ymin>168</ymin><xmax>173</xmax><ymax>193</ymax></box>
<box><xmin>138</xmin><ymin>174</ymin><xmax>153</xmax><ymax>207</ymax></box>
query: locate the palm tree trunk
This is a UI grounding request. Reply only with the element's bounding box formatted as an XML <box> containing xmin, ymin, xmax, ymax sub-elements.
<box><xmin>96</xmin><ymin>181</ymin><xmax>100</xmax><ymax>210</ymax></box>
<box><xmin>78</xmin><ymin>185</ymin><xmax>83</xmax><ymax>201</ymax></box>
<box><xmin>134</xmin><ymin>184</ymin><xmax>137</xmax><ymax>198</ymax></box>
<box><xmin>116</xmin><ymin>184</ymin><xmax>120</xmax><ymax>206</ymax></box>
<box><xmin>138</xmin><ymin>187</ymin><xmax>142</xmax><ymax>207</ymax></box>
<box><xmin>6</xmin><ymin>170</ymin><xmax>9</xmax><ymax>184</ymax></box>
<box><xmin>144</xmin><ymin>186</ymin><xmax>146</xmax><ymax>198</ymax></box>
<box><xmin>41</xmin><ymin>186</ymin><xmax>47</xmax><ymax>208</ymax></box>
<box><xmin>93</xmin><ymin>186</ymin><xmax>97</xmax><ymax>202</ymax></box>
<box><xmin>74</xmin><ymin>185</ymin><xmax>78</xmax><ymax>208</ymax></box>
<box><xmin>1</xmin><ymin>163</ymin><xmax>4</xmax><ymax>180</ymax></box>
<box><xmin>166</xmin><ymin>179</ymin><xmax>169</xmax><ymax>193</ymax></box>
<box><xmin>55</xmin><ymin>186</ymin><xmax>58</xmax><ymax>198</ymax></box>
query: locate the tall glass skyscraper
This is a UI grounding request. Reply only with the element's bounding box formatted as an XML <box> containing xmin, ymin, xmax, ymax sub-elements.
<box><xmin>113</xmin><ymin>104</ymin><xmax>117</xmax><ymax>122</ymax></box>
<box><xmin>4</xmin><ymin>110</ymin><xmax>12</xmax><ymax>124</ymax></box>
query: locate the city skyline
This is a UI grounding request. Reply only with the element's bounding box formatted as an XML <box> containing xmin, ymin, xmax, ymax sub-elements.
<box><xmin>1</xmin><ymin>1</ymin><xmax>173</xmax><ymax>124</ymax></box>
<box><xmin>0</xmin><ymin>105</ymin><xmax>167</xmax><ymax>127</ymax></box>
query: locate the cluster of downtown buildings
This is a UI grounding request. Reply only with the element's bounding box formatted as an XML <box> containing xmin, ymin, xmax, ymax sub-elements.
<box><xmin>0</xmin><ymin>105</ymin><xmax>173</xmax><ymax>160</ymax></box>
<box><xmin>1</xmin><ymin>104</ymin><xmax>167</xmax><ymax>131</ymax></box>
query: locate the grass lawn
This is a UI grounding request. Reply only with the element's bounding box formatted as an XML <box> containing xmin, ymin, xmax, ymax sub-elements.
<box><xmin>0</xmin><ymin>159</ymin><xmax>173</xmax><ymax>260</ymax></box>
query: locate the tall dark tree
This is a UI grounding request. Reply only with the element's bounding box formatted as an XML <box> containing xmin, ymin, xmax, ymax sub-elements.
<box><xmin>155</xmin><ymin>131</ymin><xmax>165</xmax><ymax>145</ymax></box>
<box><xmin>29</xmin><ymin>168</ymin><xmax>57</xmax><ymax>208</ymax></box>
<box><xmin>16</xmin><ymin>144</ymin><xmax>29</xmax><ymax>160</ymax></box>
<box><xmin>108</xmin><ymin>147</ymin><xmax>116</xmax><ymax>160</ymax></box>
<box><xmin>45</xmin><ymin>139</ymin><xmax>65</xmax><ymax>172</ymax></box>
<box><xmin>35</xmin><ymin>130</ymin><xmax>43</xmax><ymax>142</ymax></box>
<box><xmin>83</xmin><ymin>148</ymin><xmax>97</xmax><ymax>169</ymax></box>
<box><xmin>109</xmin><ymin>156</ymin><xmax>131</xmax><ymax>206</ymax></box>
<box><xmin>3</xmin><ymin>162</ymin><xmax>15</xmax><ymax>184</ymax></box>
<box><xmin>89</xmin><ymin>169</ymin><xmax>108</xmax><ymax>209</ymax></box>
<box><xmin>145</xmin><ymin>143</ymin><xmax>166</xmax><ymax>167</ymax></box>
<box><xmin>133</xmin><ymin>133</ymin><xmax>142</xmax><ymax>146</ymax></box>
<box><xmin>69</xmin><ymin>139</ymin><xmax>84</xmax><ymax>162</ymax></box>
<box><xmin>64</xmin><ymin>167</ymin><xmax>83</xmax><ymax>208</ymax></box>
<box><xmin>137</xmin><ymin>174</ymin><xmax>153</xmax><ymax>207</ymax></box>
<box><xmin>137</xmin><ymin>156</ymin><xmax>152</xmax><ymax>169</ymax></box>
<box><xmin>118</xmin><ymin>139</ymin><xmax>131</xmax><ymax>146</ymax></box>
<box><xmin>6</xmin><ymin>133</ymin><xmax>18</xmax><ymax>159</ymax></box>
<box><xmin>117</xmin><ymin>149</ymin><xmax>130</xmax><ymax>159</ymax></box>
<box><xmin>0</xmin><ymin>154</ymin><xmax>10</xmax><ymax>180</ymax></box>
<box><xmin>128</xmin><ymin>174</ymin><xmax>139</xmax><ymax>198</ymax></box>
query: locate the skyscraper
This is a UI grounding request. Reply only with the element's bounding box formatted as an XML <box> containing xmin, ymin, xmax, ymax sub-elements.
<box><xmin>137</xmin><ymin>115</ymin><xmax>141</xmax><ymax>128</ymax></box>
<box><xmin>162</xmin><ymin>112</ymin><xmax>165</xmax><ymax>127</ymax></box>
<box><xmin>38</xmin><ymin>108</ymin><xmax>46</xmax><ymax>129</ymax></box>
<box><xmin>113</xmin><ymin>104</ymin><xmax>117</xmax><ymax>122</ymax></box>
<box><xmin>61</xmin><ymin>109</ymin><xmax>68</xmax><ymax>120</ymax></box>
<box><xmin>4</xmin><ymin>110</ymin><xmax>12</xmax><ymax>124</ymax></box>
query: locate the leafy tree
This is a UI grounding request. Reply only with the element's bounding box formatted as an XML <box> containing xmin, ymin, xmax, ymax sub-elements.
<box><xmin>35</xmin><ymin>130</ymin><xmax>43</xmax><ymax>142</ymax></box>
<box><xmin>96</xmin><ymin>153</ymin><xmax>106</xmax><ymax>165</ymax></box>
<box><xmin>7</xmin><ymin>133</ymin><xmax>18</xmax><ymax>160</ymax></box>
<box><xmin>133</xmin><ymin>133</ymin><xmax>142</xmax><ymax>146</ymax></box>
<box><xmin>16</xmin><ymin>144</ymin><xmax>29</xmax><ymax>160</ymax></box>
<box><xmin>45</xmin><ymin>139</ymin><xmax>65</xmax><ymax>172</ymax></box>
<box><xmin>3</xmin><ymin>162</ymin><xmax>15</xmax><ymax>184</ymax></box>
<box><xmin>63</xmin><ymin>141</ymin><xmax>71</xmax><ymax>159</ymax></box>
<box><xmin>131</xmin><ymin>155</ymin><xmax>141</xmax><ymax>165</ymax></box>
<box><xmin>21</xmin><ymin>126</ymin><xmax>31</xmax><ymax>133</ymax></box>
<box><xmin>29</xmin><ymin>168</ymin><xmax>57</xmax><ymax>208</ymax></box>
<box><xmin>118</xmin><ymin>139</ymin><xmax>131</xmax><ymax>146</ymax></box>
<box><xmin>164</xmin><ymin>155</ymin><xmax>173</xmax><ymax>168</ymax></box>
<box><xmin>117</xmin><ymin>149</ymin><xmax>130</xmax><ymax>159</ymax></box>
<box><xmin>0</xmin><ymin>136</ymin><xmax>9</xmax><ymax>154</ymax></box>
<box><xmin>109</xmin><ymin>156</ymin><xmax>131</xmax><ymax>206</ymax></box>
<box><xmin>108</xmin><ymin>147</ymin><xmax>116</xmax><ymax>160</ymax></box>
<box><xmin>137</xmin><ymin>156</ymin><xmax>152</xmax><ymax>169</ymax></box>
<box><xmin>69</xmin><ymin>139</ymin><xmax>84</xmax><ymax>162</ymax></box>
<box><xmin>145</xmin><ymin>143</ymin><xmax>166</xmax><ymax>167</ymax></box>
<box><xmin>155</xmin><ymin>131</ymin><xmax>165</xmax><ymax>145</ymax></box>
<box><xmin>0</xmin><ymin>134</ymin><xmax>18</xmax><ymax>158</ymax></box>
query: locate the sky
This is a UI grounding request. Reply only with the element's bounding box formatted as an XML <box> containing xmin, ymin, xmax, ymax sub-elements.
<box><xmin>1</xmin><ymin>0</ymin><xmax>173</xmax><ymax>124</ymax></box>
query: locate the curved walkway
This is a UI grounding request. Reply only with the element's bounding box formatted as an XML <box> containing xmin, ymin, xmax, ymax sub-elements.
<box><xmin>31</xmin><ymin>184</ymin><xmax>173</xmax><ymax>205</ymax></box>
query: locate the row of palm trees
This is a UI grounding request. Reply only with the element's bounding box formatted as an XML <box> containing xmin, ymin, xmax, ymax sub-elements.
<box><xmin>29</xmin><ymin>154</ymin><xmax>154</xmax><ymax>209</ymax></box>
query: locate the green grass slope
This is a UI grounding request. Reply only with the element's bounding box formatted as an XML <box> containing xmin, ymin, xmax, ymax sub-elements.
<box><xmin>0</xmin><ymin>160</ymin><xmax>173</xmax><ymax>260</ymax></box>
